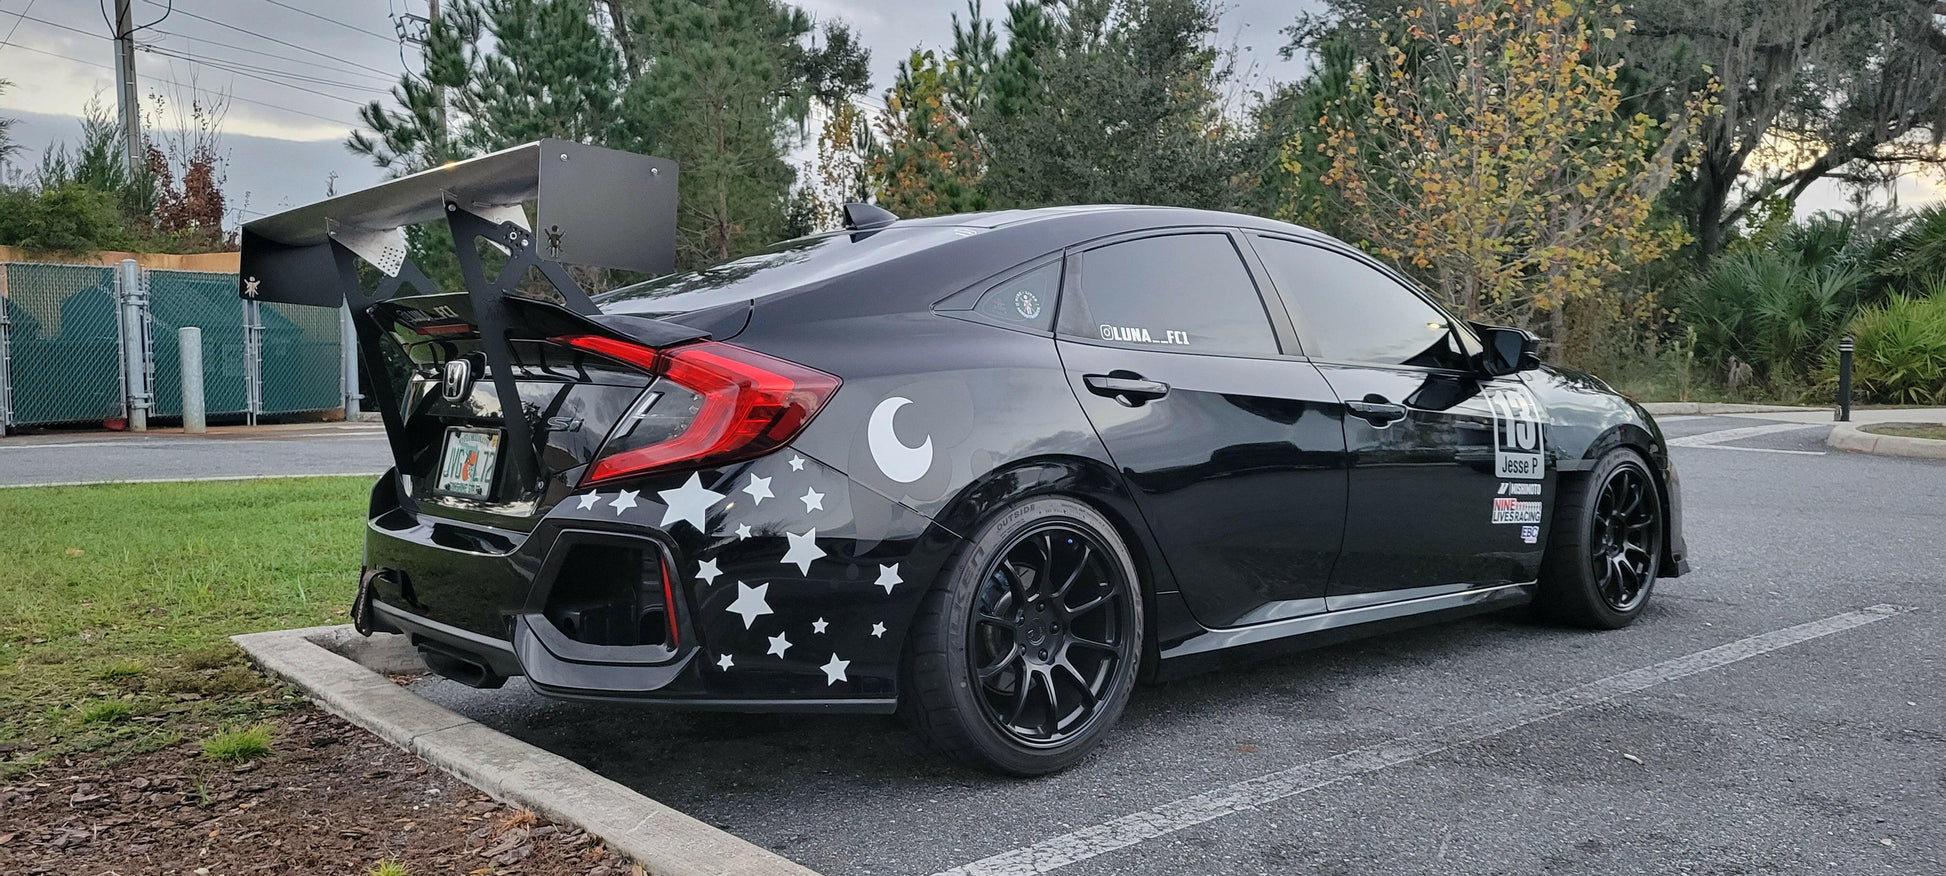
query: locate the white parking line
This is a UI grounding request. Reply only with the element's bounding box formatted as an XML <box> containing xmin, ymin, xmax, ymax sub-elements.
<box><xmin>1667</xmin><ymin>422</ymin><xmax>1820</xmax><ymax>447</ymax></box>
<box><xmin>936</xmin><ymin>604</ymin><xmax>1908</xmax><ymax>876</ymax></box>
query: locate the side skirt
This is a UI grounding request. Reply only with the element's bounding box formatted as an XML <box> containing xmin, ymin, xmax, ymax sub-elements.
<box><xmin>1152</xmin><ymin>581</ymin><xmax>1537</xmax><ymax>682</ymax></box>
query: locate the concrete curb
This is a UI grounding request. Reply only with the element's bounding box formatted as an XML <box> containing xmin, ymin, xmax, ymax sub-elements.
<box><xmin>1639</xmin><ymin>402</ymin><xmax>1827</xmax><ymax>416</ymax></box>
<box><xmin>233</xmin><ymin>625</ymin><xmax>820</xmax><ymax>876</ymax></box>
<box><xmin>1827</xmin><ymin>422</ymin><xmax>1946</xmax><ymax>459</ymax></box>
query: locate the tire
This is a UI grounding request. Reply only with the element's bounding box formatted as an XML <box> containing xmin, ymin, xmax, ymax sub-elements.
<box><xmin>1537</xmin><ymin>448</ymin><xmax>1664</xmax><ymax>629</ymax></box>
<box><xmin>900</xmin><ymin>496</ymin><xmax>1144</xmax><ymax>775</ymax></box>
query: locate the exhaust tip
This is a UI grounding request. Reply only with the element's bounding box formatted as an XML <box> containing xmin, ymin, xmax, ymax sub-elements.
<box><xmin>415</xmin><ymin>639</ymin><xmax>506</xmax><ymax>689</ymax></box>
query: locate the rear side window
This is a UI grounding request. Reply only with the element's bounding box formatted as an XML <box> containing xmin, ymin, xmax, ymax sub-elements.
<box><xmin>973</xmin><ymin>261</ymin><xmax>1060</xmax><ymax>331</ymax></box>
<box><xmin>1057</xmin><ymin>233</ymin><xmax>1279</xmax><ymax>357</ymax></box>
<box><xmin>1252</xmin><ymin>237</ymin><xmax>1472</xmax><ymax>370</ymax></box>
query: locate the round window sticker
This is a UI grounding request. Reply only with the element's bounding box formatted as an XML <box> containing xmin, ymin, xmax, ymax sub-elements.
<box><xmin>1014</xmin><ymin>289</ymin><xmax>1042</xmax><ymax>320</ymax></box>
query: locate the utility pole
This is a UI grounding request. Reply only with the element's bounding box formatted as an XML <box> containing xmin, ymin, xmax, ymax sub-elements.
<box><xmin>112</xmin><ymin>0</ymin><xmax>142</xmax><ymax>175</ymax></box>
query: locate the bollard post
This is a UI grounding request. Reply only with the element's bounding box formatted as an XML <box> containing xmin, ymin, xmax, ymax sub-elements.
<box><xmin>179</xmin><ymin>326</ymin><xmax>206</xmax><ymax>433</ymax></box>
<box><xmin>1837</xmin><ymin>335</ymin><xmax>1854</xmax><ymax>423</ymax></box>
<box><xmin>116</xmin><ymin>259</ymin><xmax>150</xmax><ymax>431</ymax></box>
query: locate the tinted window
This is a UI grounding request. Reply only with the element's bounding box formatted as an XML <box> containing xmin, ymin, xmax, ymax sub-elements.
<box><xmin>1059</xmin><ymin>234</ymin><xmax>1278</xmax><ymax>357</ymax></box>
<box><xmin>973</xmin><ymin>261</ymin><xmax>1059</xmax><ymax>331</ymax></box>
<box><xmin>1253</xmin><ymin>238</ymin><xmax>1471</xmax><ymax>369</ymax></box>
<box><xmin>594</xmin><ymin>227</ymin><xmax>972</xmax><ymax>318</ymax></box>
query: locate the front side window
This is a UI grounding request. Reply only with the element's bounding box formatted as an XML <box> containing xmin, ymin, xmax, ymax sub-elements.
<box><xmin>1252</xmin><ymin>238</ymin><xmax>1472</xmax><ymax>370</ymax></box>
<box><xmin>1057</xmin><ymin>233</ymin><xmax>1279</xmax><ymax>357</ymax></box>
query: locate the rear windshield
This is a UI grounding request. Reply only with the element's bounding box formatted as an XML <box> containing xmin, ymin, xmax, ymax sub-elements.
<box><xmin>595</xmin><ymin>226</ymin><xmax>975</xmax><ymax>317</ymax></box>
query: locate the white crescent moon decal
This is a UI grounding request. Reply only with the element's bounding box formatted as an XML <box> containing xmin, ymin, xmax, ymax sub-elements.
<box><xmin>867</xmin><ymin>396</ymin><xmax>933</xmax><ymax>484</ymax></box>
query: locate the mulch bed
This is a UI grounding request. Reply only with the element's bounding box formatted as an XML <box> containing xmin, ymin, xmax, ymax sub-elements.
<box><xmin>0</xmin><ymin>707</ymin><xmax>636</xmax><ymax>875</ymax></box>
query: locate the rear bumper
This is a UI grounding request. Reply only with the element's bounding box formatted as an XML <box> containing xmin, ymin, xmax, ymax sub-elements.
<box><xmin>359</xmin><ymin>455</ymin><xmax>954</xmax><ymax>710</ymax></box>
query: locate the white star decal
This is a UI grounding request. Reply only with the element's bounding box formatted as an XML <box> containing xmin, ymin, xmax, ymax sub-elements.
<box><xmin>717</xmin><ymin>654</ymin><xmax>734</xmax><ymax>670</ymax></box>
<box><xmin>735</xmin><ymin>523</ymin><xmax>753</xmax><ymax>540</ymax></box>
<box><xmin>821</xmin><ymin>653</ymin><xmax>850</xmax><ymax>685</ymax></box>
<box><xmin>658</xmin><ymin>473</ymin><xmax>725</xmax><ymax>532</ymax></box>
<box><xmin>874</xmin><ymin>563</ymin><xmax>902</xmax><ymax>594</ymax></box>
<box><xmin>611</xmin><ymin>489</ymin><xmax>639</xmax><ymax>516</ymax></box>
<box><xmin>799</xmin><ymin>486</ymin><xmax>825</xmax><ymax>513</ymax></box>
<box><xmin>724</xmin><ymin>581</ymin><xmax>772</xmax><ymax>629</ymax></box>
<box><xmin>871</xmin><ymin>622</ymin><xmax>887</xmax><ymax>638</ymax></box>
<box><xmin>788</xmin><ymin>454</ymin><xmax>806</xmax><ymax>472</ymax></box>
<box><xmin>742</xmin><ymin>474</ymin><xmax>773</xmax><ymax>505</ymax></box>
<box><xmin>575</xmin><ymin>493</ymin><xmax>602</xmax><ymax>510</ymax></box>
<box><xmin>812</xmin><ymin>617</ymin><xmax>829</xmax><ymax>634</ymax></box>
<box><xmin>695</xmin><ymin>558</ymin><xmax>721</xmax><ymax>585</ymax></box>
<box><xmin>782</xmin><ymin>528</ymin><xmax>825</xmax><ymax>575</ymax></box>
<box><xmin>767</xmin><ymin>632</ymin><xmax>792</xmax><ymax>658</ymax></box>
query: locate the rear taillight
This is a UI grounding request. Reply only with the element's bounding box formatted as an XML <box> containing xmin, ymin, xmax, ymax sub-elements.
<box><xmin>556</xmin><ymin>334</ymin><xmax>840</xmax><ymax>486</ymax></box>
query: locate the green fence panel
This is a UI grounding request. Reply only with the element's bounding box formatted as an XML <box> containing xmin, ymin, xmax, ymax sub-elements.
<box><xmin>259</xmin><ymin>300</ymin><xmax>343</xmax><ymax>414</ymax></box>
<box><xmin>2</xmin><ymin>263</ymin><xmax>122</xmax><ymax>427</ymax></box>
<box><xmin>147</xmin><ymin>270</ymin><xmax>251</xmax><ymax>416</ymax></box>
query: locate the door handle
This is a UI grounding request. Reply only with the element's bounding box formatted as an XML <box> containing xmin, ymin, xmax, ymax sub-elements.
<box><xmin>1345</xmin><ymin>398</ymin><xmax>1408</xmax><ymax>427</ymax></box>
<box><xmin>1084</xmin><ymin>373</ymin><xmax>1170</xmax><ymax>407</ymax></box>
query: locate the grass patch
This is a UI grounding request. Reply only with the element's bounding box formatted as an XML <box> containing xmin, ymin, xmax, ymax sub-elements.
<box><xmin>367</xmin><ymin>860</ymin><xmax>412</xmax><ymax>876</ymax></box>
<box><xmin>1863</xmin><ymin>422</ymin><xmax>1946</xmax><ymax>441</ymax></box>
<box><xmin>0</xmin><ymin>476</ymin><xmax>368</xmax><ymax>774</ymax></box>
<box><xmin>201</xmin><ymin>724</ymin><xmax>274</xmax><ymax>762</ymax></box>
<box><xmin>79</xmin><ymin>700</ymin><xmax>134</xmax><ymax>724</ymax></box>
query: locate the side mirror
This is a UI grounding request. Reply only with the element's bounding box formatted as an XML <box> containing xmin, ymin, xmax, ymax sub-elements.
<box><xmin>1474</xmin><ymin>324</ymin><xmax>1542</xmax><ymax>376</ymax></box>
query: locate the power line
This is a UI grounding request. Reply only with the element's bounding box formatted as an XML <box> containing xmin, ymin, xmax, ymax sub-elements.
<box><xmin>0</xmin><ymin>0</ymin><xmax>43</xmax><ymax>53</ymax></box>
<box><xmin>1</xmin><ymin>11</ymin><xmax>384</xmax><ymax>108</ymax></box>
<box><xmin>139</xmin><ymin>0</ymin><xmax>398</xmax><ymax>78</ymax></box>
<box><xmin>9</xmin><ymin>41</ymin><xmax>355</xmax><ymax>128</ymax></box>
<box><xmin>13</xmin><ymin>9</ymin><xmax>98</xmax><ymax>41</ymax></box>
<box><xmin>149</xmin><ymin>27</ymin><xmax>400</xmax><ymax>86</ymax></box>
<box><xmin>260</xmin><ymin>0</ymin><xmax>395</xmax><ymax>43</ymax></box>
<box><xmin>140</xmin><ymin>43</ymin><xmax>391</xmax><ymax>97</ymax></box>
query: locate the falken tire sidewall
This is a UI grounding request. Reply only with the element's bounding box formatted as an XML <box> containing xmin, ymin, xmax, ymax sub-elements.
<box><xmin>905</xmin><ymin>496</ymin><xmax>1144</xmax><ymax>776</ymax></box>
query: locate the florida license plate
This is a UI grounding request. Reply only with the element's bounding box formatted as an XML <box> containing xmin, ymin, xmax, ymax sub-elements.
<box><xmin>437</xmin><ymin>428</ymin><xmax>500</xmax><ymax>497</ymax></box>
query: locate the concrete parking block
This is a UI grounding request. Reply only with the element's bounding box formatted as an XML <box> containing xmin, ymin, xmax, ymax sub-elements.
<box><xmin>232</xmin><ymin>625</ymin><xmax>820</xmax><ymax>876</ymax></box>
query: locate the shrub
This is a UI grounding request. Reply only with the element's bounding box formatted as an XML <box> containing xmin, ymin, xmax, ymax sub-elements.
<box><xmin>1679</xmin><ymin>248</ymin><xmax>1867</xmax><ymax>384</ymax></box>
<box><xmin>1837</xmin><ymin>291</ymin><xmax>1946</xmax><ymax>405</ymax></box>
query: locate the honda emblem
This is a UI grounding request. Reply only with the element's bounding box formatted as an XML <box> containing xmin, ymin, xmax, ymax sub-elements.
<box><xmin>441</xmin><ymin>358</ymin><xmax>473</xmax><ymax>402</ymax></box>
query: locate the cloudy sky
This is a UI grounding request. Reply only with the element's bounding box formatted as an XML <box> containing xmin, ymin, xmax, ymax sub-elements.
<box><xmin>0</xmin><ymin>0</ymin><xmax>1931</xmax><ymax>228</ymax></box>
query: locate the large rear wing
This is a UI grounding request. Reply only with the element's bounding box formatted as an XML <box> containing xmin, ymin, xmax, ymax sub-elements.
<box><xmin>238</xmin><ymin>140</ymin><xmax>687</xmax><ymax>496</ymax></box>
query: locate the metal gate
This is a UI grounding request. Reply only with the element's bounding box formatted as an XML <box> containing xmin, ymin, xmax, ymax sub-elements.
<box><xmin>0</xmin><ymin>260</ymin><xmax>354</xmax><ymax>434</ymax></box>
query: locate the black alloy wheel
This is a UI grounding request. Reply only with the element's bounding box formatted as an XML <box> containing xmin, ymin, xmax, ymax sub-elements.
<box><xmin>1538</xmin><ymin>448</ymin><xmax>1663</xmax><ymax>629</ymax></box>
<box><xmin>1589</xmin><ymin>463</ymin><xmax>1657</xmax><ymax>613</ymax></box>
<box><xmin>901</xmin><ymin>496</ymin><xmax>1145</xmax><ymax>775</ymax></box>
<box><xmin>969</xmin><ymin>525</ymin><xmax>1134</xmax><ymax>747</ymax></box>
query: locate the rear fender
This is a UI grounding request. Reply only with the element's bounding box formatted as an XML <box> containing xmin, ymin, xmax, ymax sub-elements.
<box><xmin>928</xmin><ymin>454</ymin><xmax>1177</xmax><ymax>679</ymax></box>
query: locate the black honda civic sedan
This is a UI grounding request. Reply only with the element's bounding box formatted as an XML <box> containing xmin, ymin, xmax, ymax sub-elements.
<box><xmin>241</xmin><ymin>142</ymin><xmax>1686</xmax><ymax>775</ymax></box>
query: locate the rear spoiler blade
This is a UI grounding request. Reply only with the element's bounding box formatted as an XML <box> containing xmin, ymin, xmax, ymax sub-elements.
<box><xmin>236</xmin><ymin>140</ymin><xmax>683</xmax><ymax>501</ymax></box>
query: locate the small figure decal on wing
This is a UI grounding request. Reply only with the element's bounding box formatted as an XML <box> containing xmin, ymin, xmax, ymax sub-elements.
<box><xmin>1485</xmin><ymin>386</ymin><xmax>1546</xmax><ymax>480</ymax></box>
<box><xmin>868</xmin><ymin>396</ymin><xmax>934</xmax><ymax>483</ymax></box>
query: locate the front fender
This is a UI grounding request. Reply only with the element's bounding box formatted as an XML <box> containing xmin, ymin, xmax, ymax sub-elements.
<box><xmin>1526</xmin><ymin>366</ymin><xmax>1688</xmax><ymax>576</ymax></box>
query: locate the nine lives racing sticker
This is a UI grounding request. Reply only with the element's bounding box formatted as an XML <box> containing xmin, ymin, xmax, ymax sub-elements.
<box><xmin>1491</xmin><ymin>497</ymin><xmax>1544</xmax><ymax>525</ymax></box>
<box><xmin>1485</xmin><ymin>385</ymin><xmax>1546</xmax><ymax>480</ymax></box>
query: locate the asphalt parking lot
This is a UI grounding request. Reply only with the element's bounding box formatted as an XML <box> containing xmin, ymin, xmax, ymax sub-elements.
<box><xmin>408</xmin><ymin>413</ymin><xmax>1946</xmax><ymax>876</ymax></box>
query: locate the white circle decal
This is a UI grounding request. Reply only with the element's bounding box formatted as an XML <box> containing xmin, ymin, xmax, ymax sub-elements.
<box><xmin>867</xmin><ymin>396</ymin><xmax>934</xmax><ymax>484</ymax></box>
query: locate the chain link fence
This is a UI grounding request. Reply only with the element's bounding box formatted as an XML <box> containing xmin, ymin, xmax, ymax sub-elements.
<box><xmin>0</xmin><ymin>264</ymin><xmax>124</xmax><ymax>429</ymax></box>
<box><xmin>0</xmin><ymin>261</ymin><xmax>351</xmax><ymax>433</ymax></box>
